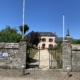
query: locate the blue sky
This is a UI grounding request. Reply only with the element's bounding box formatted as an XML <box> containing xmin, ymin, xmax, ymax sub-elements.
<box><xmin>0</xmin><ymin>0</ymin><xmax>80</xmax><ymax>39</ymax></box>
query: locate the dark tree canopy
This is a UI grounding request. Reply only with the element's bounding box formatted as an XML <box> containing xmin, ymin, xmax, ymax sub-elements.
<box><xmin>27</xmin><ymin>31</ymin><xmax>41</xmax><ymax>47</ymax></box>
<box><xmin>19</xmin><ymin>24</ymin><xmax>29</xmax><ymax>34</ymax></box>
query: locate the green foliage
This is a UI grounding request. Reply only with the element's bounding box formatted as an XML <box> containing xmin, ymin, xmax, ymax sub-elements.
<box><xmin>27</xmin><ymin>41</ymin><xmax>33</xmax><ymax>50</ymax></box>
<box><xmin>48</xmin><ymin>48</ymin><xmax>62</xmax><ymax>69</ymax></box>
<box><xmin>0</xmin><ymin>26</ymin><xmax>22</xmax><ymax>42</ymax></box>
<box><xmin>70</xmin><ymin>40</ymin><xmax>80</xmax><ymax>44</ymax></box>
<box><xmin>28</xmin><ymin>48</ymin><xmax>38</xmax><ymax>59</ymax></box>
<box><xmin>27</xmin><ymin>48</ymin><xmax>38</xmax><ymax>63</ymax></box>
<box><xmin>56</xmin><ymin>41</ymin><xmax>62</xmax><ymax>49</ymax></box>
<box><xmin>57</xmin><ymin>59</ymin><xmax>62</xmax><ymax>68</ymax></box>
<box><xmin>19</xmin><ymin>24</ymin><xmax>29</xmax><ymax>34</ymax></box>
<box><xmin>56</xmin><ymin>40</ymin><xmax>80</xmax><ymax>45</ymax></box>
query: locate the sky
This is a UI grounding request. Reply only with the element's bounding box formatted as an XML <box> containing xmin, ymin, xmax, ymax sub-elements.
<box><xmin>0</xmin><ymin>0</ymin><xmax>80</xmax><ymax>39</ymax></box>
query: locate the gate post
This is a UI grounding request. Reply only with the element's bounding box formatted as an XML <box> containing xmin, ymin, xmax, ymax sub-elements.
<box><xmin>49</xmin><ymin>49</ymin><xmax>50</xmax><ymax>69</ymax></box>
<box><xmin>18</xmin><ymin>39</ymin><xmax>27</xmax><ymax>69</ymax></box>
<box><xmin>51</xmin><ymin>48</ymin><xmax>53</xmax><ymax>68</ymax></box>
<box><xmin>38</xmin><ymin>46</ymin><xmax>40</xmax><ymax>69</ymax></box>
<box><xmin>61</xmin><ymin>40</ymin><xmax>72</xmax><ymax>72</ymax></box>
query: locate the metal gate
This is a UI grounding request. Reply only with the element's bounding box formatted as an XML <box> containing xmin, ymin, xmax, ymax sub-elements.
<box><xmin>49</xmin><ymin>48</ymin><xmax>62</xmax><ymax>69</ymax></box>
<box><xmin>27</xmin><ymin>46</ymin><xmax>40</xmax><ymax>69</ymax></box>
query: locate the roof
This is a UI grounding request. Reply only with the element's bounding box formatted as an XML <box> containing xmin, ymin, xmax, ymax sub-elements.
<box><xmin>38</xmin><ymin>32</ymin><xmax>57</xmax><ymax>37</ymax></box>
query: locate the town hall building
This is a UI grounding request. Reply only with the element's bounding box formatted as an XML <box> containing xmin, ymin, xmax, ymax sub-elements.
<box><xmin>38</xmin><ymin>28</ymin><xmax>74</xmax><ymax>49</ymax></box>
<box><xmin>38</xmin><ymin>32</ymin><xmax>57</xmax><ymax>49</ymax></box>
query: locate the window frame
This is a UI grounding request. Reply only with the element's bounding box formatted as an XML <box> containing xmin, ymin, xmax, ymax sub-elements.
<box><xmin>42</xmin><ymin>38</ymin><xmax>46</xmax><ymax>42</ymax></box>
<box><xmin>49</xmin><ymin>38</ymin><xmax>53</xmax><ymax>42</ymax></box>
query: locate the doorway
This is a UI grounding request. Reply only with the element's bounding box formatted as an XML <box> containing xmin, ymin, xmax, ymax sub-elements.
<box><xmin>42</xmin><ymin>44</ymin><xmax>45</xmax><ymax>49</ymax></box>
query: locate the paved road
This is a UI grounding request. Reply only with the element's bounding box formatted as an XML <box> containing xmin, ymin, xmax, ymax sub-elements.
<box><xmin>0</xmin><ymin>68</ymin><xmax>80</xmax><ymax>80</ymax></box>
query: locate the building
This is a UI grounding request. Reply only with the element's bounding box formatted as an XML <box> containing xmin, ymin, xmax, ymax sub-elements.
<box><xmin>55</xmin><ymin>28</ymin><xmax>73</xmax><ymax>42</ymax></box>
<box><xmin>38</xmin><ymin>32</ymin><xmax>57</xmax><ymax>49</ymax></box>
<box><xmin>38</xmin><ymin>28</ymin><xmax>74</xmax><ymax>49</ymax></box>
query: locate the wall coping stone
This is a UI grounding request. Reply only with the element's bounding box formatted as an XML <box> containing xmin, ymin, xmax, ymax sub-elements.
<box><xmin>63</xmin><ymin>40</ymin><xmax>69</xmax><ymax>43</ymax></box>
<box><xmin>72</xmin><ymin>49</ymin><xmax>80</xmax><ymax>51</ymax></box>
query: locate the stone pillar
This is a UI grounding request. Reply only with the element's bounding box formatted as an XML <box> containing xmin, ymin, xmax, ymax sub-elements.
<box><xmin>18</xmin><ymin>39</ymin><xmax>27</xmax><ymax>69</ymax></box>
<box><xmin>61</xmin><ymin>40</ymin><xmax>72</xmax><ymax>71</ymax></box>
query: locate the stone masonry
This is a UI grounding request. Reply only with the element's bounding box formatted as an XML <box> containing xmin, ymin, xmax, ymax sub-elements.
<box><xmin>61</xmin><ymin>40</ymin><xmax>72</xmax><ymax>71</ymax></box>
<box><xmin>0</xmin><ymin>40</ymin><xmax>27</xmax><ymax>69</ymax></box>
<box><xmin>71</xmin><ymin>44</ymin><xmax>80</xmax><ymax>71</ymax></box>
<box><xmin>62</xmin><ymin>40</ymin><xmax>80</xmax><ymax>72</ymax></box>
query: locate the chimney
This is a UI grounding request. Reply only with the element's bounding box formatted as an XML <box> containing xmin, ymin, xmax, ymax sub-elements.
<box><xmin>54</xmin><ymin>32</ymin><xmax>56</xmax><ymax>35</ymax></box>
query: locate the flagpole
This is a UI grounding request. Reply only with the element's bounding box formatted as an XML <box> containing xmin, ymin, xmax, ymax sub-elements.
<box><xmin>22</xmin><ymin>0</ymin><xmax>25</xmax><ymax>39</ymax></box>
<box><xmin>63</xmin><ymin>14</ymin><xmax>65</xmax><ymax>41</ymax></box>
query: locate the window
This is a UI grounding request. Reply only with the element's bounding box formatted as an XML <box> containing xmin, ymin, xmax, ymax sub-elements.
<box><xmin>49</xmin><ymin>44</ymin><xmax>53</xmax><ymax>48</ymax></box>
<box><xmin>49</xmin><ymin>38</ymin><xmax>53</xmax><ymax>42</ymax></box>
<box><xmin>42</xmin><ymin>38</ymin><xmax>46</xmax><ymax>42</ymax></box>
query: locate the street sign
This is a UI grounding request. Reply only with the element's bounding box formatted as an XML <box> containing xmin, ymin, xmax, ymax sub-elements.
<box><xmin>3</xmin><ymin>53</ymin><xmax>8</xmax><ymax>57</ymax></box>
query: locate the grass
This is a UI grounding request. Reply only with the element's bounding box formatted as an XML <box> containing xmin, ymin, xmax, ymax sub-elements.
<box><xmin>27</xmin><ymin>48</ymin><xmax>38</xmax><ymax>64</ymax></box>
<box><xmin>29</xmin><ymin>48</ymin><xmax>38</xmax><ymax>59</ymax></box>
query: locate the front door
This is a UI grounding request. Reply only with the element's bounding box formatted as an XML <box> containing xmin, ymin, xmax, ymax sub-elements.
<box><xmin>42</xmin><ymin>44</ymin><xmax>45</xmax><ymax>49</ymax></box>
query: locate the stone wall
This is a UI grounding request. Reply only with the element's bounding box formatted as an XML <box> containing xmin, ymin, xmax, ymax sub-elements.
<box><xmin>62</xmin><ymin>40</ymin><xmax>72</xmax><ymax>71</ymax></box>
<box><xmin>62</xmin><ymin>41</ymin><xmax>80</xmax><ymax>72</ymax></box>
<box><xmin>71</xmin><ymin>44</ymin><xmax>80</xmax><ymax>71</ymax></box>
<box><xmin>0</xmin><ymin>40</ymin><xmax>27</xmax><ymax>69</ymax></box>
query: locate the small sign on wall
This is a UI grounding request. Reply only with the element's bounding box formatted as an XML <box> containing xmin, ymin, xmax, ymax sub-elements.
<box><xmin>3</xmin><ymin>53</ymin><xmax>8</xmax><ymax>57</ymax></box>
<box><xmin>0</xmin><ymin>53</ymin><xmax>3</xmax><ymax>57</ymax></box>
<box><xmin>0</xmin><ymin>52</ymin><xmax>8</xmax><ymax>57</ymax></box>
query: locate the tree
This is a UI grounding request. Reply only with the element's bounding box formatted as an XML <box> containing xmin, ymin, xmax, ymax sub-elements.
<box><xmin>57</xmin><ymin>41</ymin><xmax>62</xmax><ymax>49</ymax></box>
<box><xmin>1</xmin><ymin>26</ymin><xmax>18</xmax><ymax>33</ymax></box>
<box><xmin>0</xmin><ymin>26</ymin><xmax>22</xmax><ymax>42</ymax></box>
<box><xmin>70</xmin><ymin>40</ymin><xmax>80</xmax><ymax>44</ymax></box>
<box><xmin>27</xmin><ymin>31</ymin><xmax>41</xmax><ymax>47</ymax></box>
<box><xmin>19</xmin><ymin>24</ymin><xmax>29</xmax><ymax>34</ymax></box>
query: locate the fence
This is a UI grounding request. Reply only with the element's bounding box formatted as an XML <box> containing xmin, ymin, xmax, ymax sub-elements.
<box><xmin>49</xmin><ymin>48</ymin><xmax>62</xmax><ymax>69</ymax></box>
<box><xmin>26</xmin><ymin>46</ymin><xmax>40</xmax><ymax>69</ymax></box>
